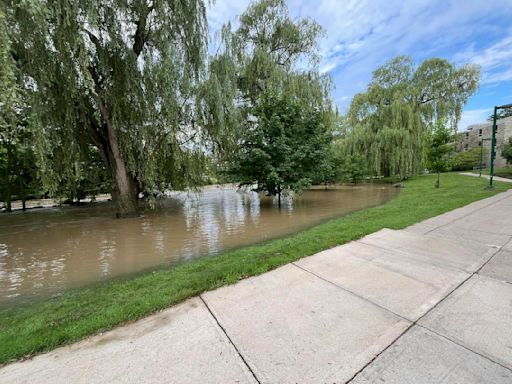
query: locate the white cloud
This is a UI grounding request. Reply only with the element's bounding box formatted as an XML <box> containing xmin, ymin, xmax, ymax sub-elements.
<box><xmin>455</xmin><ymin>34</ymin><xmax>512</xmax><ymax>84</ymax></box>
<box><xmin>207</xmin><ymin>1</ymin><xmax>249</xmax><ymax>32</ymax></box>
<box><xmin>484</xmin><ymin>68</ymin><xmax>512</xmax><ymax>84</ymax></box>
<box><xmin>208</xmin><ymin>0</ymin><xmax>512</xmax><ymax>112</ymax></box>
<box><xmin>458</xmin><ymin>108</ymin><xmax>492</xmax><ymax>131</ymax></box>
<box><xmin>457</xmin><ymin>35</ymin><xmax>512</xmax><ymax>68</ymax></box>
<box><xmin>207</xmin><ymin>0</ymin><xmax>251</xmax><ymax>50</ymax></box>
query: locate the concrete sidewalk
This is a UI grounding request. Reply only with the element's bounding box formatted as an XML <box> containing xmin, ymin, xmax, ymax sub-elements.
<box><xmin>2</xmin><ymin>190</ymin><xmax>512</xmax><ymax>383</ymax></box>
<box><xmin>460</xmin><ymin>171</ymin><xmax>512</xmax><ymax>183</ymax></box>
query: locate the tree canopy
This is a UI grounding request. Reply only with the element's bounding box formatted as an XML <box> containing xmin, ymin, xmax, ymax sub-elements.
<box><xmin>202</xmin><ymin>0</ymin><xmax>334</xmax><ymax>201</ymax></box>
<box><xmin>227</xmin><ymin>93</ymin><xmax>331</xmax><ymax>205</ymax></box>
<box><xmin>344</xmin><ymin>56</ymin><xmax>479</xmax><ymax>178</ymax></box>
<box><xmin>502</xmin><ymin>137</ymin><xmax>512</xmax><ymax>165</ymax></box>
<box><xmin>0</xmin><ymin>3</ymin><xmax>32</xmax><ymax>211</ymax></box>
<box><xmin>426</xmin><ymin>125</ymin><xmax>453</xmax><ymax>187</ymax></box>
<box><xmin>200</xmin><ymin>0</ymin><xmax>332</xmax><ymax>158</ymax></box>
<box><xmin>5</xmin><ymin>0</ymin><xmax>211</xmax><ymax>216</ymax></box>
<box><xmin>2</xmin><ymin>0</ymin><xmax>489</xmax><ymax>213</ymax></box>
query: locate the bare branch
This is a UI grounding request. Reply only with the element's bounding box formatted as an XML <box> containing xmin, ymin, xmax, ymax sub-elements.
<box><xmin>133</xmin><ymin>5</ymin><xmax>154</xmax><ymax>56</ymax></box>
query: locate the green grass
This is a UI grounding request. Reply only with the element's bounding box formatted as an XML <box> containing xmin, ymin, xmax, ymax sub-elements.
<box><xmin>1</xmin><ymin>173</ymin><xmax>511</xmax><ymax>365</ymax></box>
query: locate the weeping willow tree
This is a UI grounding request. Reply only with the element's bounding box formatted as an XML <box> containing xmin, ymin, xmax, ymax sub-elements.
<box><xmin>347</xmin><ymin>101</ymin><xmax>425</xmax><ymax>178</ymax></box>
<box><xmin>199</xmin><ymin>0</ymin><xmax>333</xmax><ymax>157</ymax></box>
<box><xmin>345</xmin><ymin>56</ymin><xmax>479</xmax><ymax>178</ymax></box>
<box><xmin>0</xmin><ymin>2</ymin><xmax>21</xmax><ymax>210</ymax></box>
<box><xmin>5</xmin><ymin>0</ymin><xmax>211</xmax><ymax>216</ymax></box>
<box><xmin>0</xmin><ymin>4</ymin><xmax>16</xmax><ymax>128</ymax></box>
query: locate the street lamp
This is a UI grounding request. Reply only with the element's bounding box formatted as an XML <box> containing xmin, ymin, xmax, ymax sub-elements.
<box><xmin>487</xmin><ymin>103</ymin><xmax>512</xmax><ymax>189</ymax></box>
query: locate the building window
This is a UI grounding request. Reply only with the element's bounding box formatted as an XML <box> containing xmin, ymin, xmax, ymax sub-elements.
<box><xmin>464</xmin><ymin>143</ymin><xmax>469</xmax><ymax>150</ymax></box>
<box><xmin>465</xmin><ymin>131</ymin><xmax>469</xmax><ymax>138</ymax></box>
<box><xmin>478</xmin><ymin>141</ymin><xmax>482</xmax><ymax>147</ymax></box>
<box><xmin>478</xmin><ymin>129</ymin><xmax>482</xmax><ymax>136</ymax></box>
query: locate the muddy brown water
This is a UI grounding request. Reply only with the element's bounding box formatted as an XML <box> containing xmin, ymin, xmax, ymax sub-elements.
<box><xmin>0</xmin><ymin>184</ymin><xmax>398</xmax><ymax>307</ymax></box>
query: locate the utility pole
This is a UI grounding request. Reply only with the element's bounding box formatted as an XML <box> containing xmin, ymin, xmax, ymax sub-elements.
<box><xmin>487</xmin><ymin>103</ymin><xmax>512</xmax><ymax>190</ymax></box>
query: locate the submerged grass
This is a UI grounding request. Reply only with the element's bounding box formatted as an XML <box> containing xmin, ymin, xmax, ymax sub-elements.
<box><xmin>1</xmin><ymin>173</ymin><xmax>511</xmax><ymax>364</ymax></box>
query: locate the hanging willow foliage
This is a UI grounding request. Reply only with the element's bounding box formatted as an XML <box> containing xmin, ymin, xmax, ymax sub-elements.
<box><xmin>0</xmin><ymin>3</ymin><xmax>17</xmax><ymax>134</ymax></box>
<box><xmin>198</xmin><ymin>0</ymin><xmax>333</xmax><ymax>159</ymax></box>
<box><xmin>5</xmin><ymin>0</ymin><xmax>210</xmax><ymax>216</ymax></box>
<box><xmin>344</xmin><ymin>56</ymin><xmax>479</xmax><ymax>178</ymax></box>
<box><xmin>346</xmin><ymin>102</ymin><xmax>425</xmax><ymax>178</ymax></box>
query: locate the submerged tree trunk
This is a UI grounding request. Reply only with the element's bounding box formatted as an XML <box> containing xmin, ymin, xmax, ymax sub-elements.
<box><xmin>89</xmin><ymin>127</ymin><xmax>139</xmax><ymax>217</ymax></box>
<box><xmin>5</xmin><ymin>145</ymin><xmax>13</xmax><ymax>212</ymax></box>
<box><xmin>107</xmin><ymin>139</ymin><xmax>138</xmax><ymax>218</ymax></box>
<box><xmin>4</xmin><ymin>194</ymin><xmax>11</xmax><ymax>212</ymax></box>
<box><xmin>90</xmin><ymin>93</ymin><xmax>139</xmax><ymax>218</ymax></box>
<box><xmin>111</xmin><ymin>165</ymin><xmax>138</xmax><ymax>217</ymax></box>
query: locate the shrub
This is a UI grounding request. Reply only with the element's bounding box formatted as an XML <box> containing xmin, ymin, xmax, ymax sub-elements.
<box><xmin>450</xmin><ymin>147</ymin><xmax>486</xmax><ymax>171</ymax></box>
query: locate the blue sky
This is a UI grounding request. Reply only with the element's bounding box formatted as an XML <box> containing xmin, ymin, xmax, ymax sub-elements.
<box><xmin>208</xmin><ymin>0</ymin><xmax>512</xmax><ymax>130</ymax></box>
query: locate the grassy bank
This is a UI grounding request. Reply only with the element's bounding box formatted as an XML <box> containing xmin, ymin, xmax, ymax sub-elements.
<box><xmin>1</xmin><ymin>173</ymin><xmax>511</xmax><ymax>365</ymax></box>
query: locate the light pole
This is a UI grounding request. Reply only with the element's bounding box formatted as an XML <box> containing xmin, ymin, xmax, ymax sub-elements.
<box><xmin>487</xmin><ymin>103</ymin><xmax>512</xmax><ymax>189</ymax></box>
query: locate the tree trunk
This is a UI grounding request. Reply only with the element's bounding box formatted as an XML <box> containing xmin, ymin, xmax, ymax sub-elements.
<box><xmin>90</xmin><ymin>132</ymin><xmax>139</xmax><ymax>217</ymax></box>
<box><xmin>107</xmin><ymin>144</ymin><xmax>138</xmax><ymax>217</ymax></box>
<box><xmin>5</xmin><ymin>144</ymin><xmax>13</xmax><ymax>212</ymax></box>
<box><xmin>90</xmin><ymin>93</ymin><xmax>139</xmax><ymax>217</ymax></box>
<box><xmin>4</xmin><ymin>194</ymin><xmax>11</xmax><ymax>212</ymax></box>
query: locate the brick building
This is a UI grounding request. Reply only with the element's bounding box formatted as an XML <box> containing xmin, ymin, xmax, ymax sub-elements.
<box><xmin>456</xmin><ymin>116</ymin><xmax>512</xmax><ymax>168</ymax></box>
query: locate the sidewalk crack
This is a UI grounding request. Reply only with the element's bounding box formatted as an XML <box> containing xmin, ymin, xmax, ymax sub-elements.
<box><xmin>200</xmin><ymin>296</ymin><xmax>262</xmax><ymax>384</ymax></box>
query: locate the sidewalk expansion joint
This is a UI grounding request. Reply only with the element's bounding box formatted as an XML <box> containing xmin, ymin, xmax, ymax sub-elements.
<box><xmin>291</xmin><ymin>262</ymin><xmax>410</xmax><ymax>322</ymax></box>
<box><xmin>199</xmin><ymin>295</ymin><xmax>262</xmax><ymax>384</ymax></box>
<box><xmin>425</xmin><ymin>191</ymin><xmax>512</xmax><ymax>235</ymax></box>
<box><xmin>295</xmin><ymin>241</ymin><xmax>504</xmax><ymax>383</ymax></box>
<box><xmin>415</xmin><ymin>324</ymin><xmax>512</xmax><ymax>373</ymax></box>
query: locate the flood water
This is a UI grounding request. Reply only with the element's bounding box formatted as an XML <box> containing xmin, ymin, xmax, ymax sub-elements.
<box><xmin>0</xmin><ymin>184</ymin><xmax>397</xmax><ymax>307</ymax></box>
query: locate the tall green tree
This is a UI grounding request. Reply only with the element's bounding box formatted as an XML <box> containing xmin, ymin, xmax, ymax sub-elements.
<box><xmin>200</xmin><ymin>0</ymin><xmax>332</xmax><ymax>158</ymax></box>
<box><xmin>200</xmin><ymin>0</ymin><xmax>334</xmax><ymax>204</ymax></box>
<box><xmin>0</xmin><ymin>2</ymin><xmax>25</xmax><ymax>211</ymax></box>
<box><xmin>345</xmin><ymin>56</ymin><xmax>479</xmax><ymax>178</ymax></box>
<box><xmin>227</xmin><ymin>93</ymin><xmax>331</xmax><ymax>206</ymax></box>
<box><xmin>0</xmin><ymin>142</ymin><xmax>41</xmax><ymax>211</ymax></box>
<box><xmin>6</xmin><ymin>0</ymin><xmax>211</xmax><ymax>216</ymax></box>
<box><xmin>338</xmin><ymin>154</ymin><xmax>368</xmax><ymax>184</ymax></box>
<box><xmin>312</xmin><ymin>147</ymin><xmax>342</xmax><ymax>188</ymax></box>
<box><xmin>51</xmin><ymin>144</ymin><xmax>110</xmax><ymax>204</ymax></box>
<box><xmin>0</xmin><ymin>3</ymin><xmax>16</xmax><ymax>128</ymax></box>
<box><xmin>427</xmin><ymin>124</ymin><xmax>453</xmax><ymax>188</ymax></box>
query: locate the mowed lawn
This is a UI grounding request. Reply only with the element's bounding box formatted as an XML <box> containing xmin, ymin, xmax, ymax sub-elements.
<box><xmin>1</xmin><ymin>173</ymin><xmax>511</xmax><ymax>365</ymax></box>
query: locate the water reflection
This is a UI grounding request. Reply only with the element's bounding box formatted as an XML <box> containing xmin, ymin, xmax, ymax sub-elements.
<box><xmin>0</xmin><ymin>184</ymin><xmax>397</xmax><ymax>306</ymax></box>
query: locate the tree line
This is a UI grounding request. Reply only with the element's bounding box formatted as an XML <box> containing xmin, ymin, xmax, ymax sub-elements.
<box><xmin>1</xmin><ymin>0</ymin><xmax>483</xmax><ymax>215</ymax></box>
